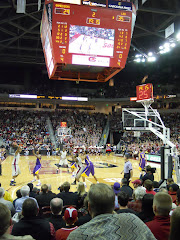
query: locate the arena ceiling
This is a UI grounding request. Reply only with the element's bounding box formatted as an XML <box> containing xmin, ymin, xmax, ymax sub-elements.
<box><xmin>0</xmin><ymin>0</ymin><xmax>179</xmax><ymax>79</ymax></box>
<box><xmin>0</xmin><ymin>0</ymin><xmax>179</xmax><ymax>65</ymax></box>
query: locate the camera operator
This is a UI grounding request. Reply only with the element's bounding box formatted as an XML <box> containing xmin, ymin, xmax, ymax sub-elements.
<box><xmin>140</xmin><ymin>165</ymin><xmax>155</xmax><ymax>184</ymax></box>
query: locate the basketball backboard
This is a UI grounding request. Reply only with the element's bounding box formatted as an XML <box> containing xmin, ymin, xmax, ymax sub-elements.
<box><xmin>122</xmin><ymin>108</ymin><xmax>160</xmax><ymax>131</ymax></box>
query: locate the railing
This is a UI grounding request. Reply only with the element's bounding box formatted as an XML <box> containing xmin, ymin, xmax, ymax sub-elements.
<box><xmin>46</xmin><ymin>117</ymin><xmax>56</xmax><ymax>148</ymax></box>
<box><xmin>98</xmin><ymin>119</ymin><xmax>110</xmax><ymax>147</ymax></box>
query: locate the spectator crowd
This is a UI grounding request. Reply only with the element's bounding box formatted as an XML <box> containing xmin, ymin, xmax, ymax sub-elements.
<box><xmin>0</xmin><ymin>178</ymin><xmax>180</xmax><ymax>239</ymax></box>
<box><xmin>0</xmin><ymin>110</ymin><xmax>106</xmax><ymax>154</ymax></box>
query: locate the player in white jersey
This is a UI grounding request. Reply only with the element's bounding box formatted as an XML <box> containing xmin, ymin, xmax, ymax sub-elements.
<box><xmin>71</xmin><ymin>153</ymin><xmax>85</xmax><ymax>185</ymax></box>
<box><xmin>10</xmin><ymin>145</ymin><xmax>22</xmax><ymax>186</ymax></box>
<box><xmin>47</xmin><ymin>145</ymin><xmax>51</xmax><ymax>157</ymax></box>
<box><xmin>57</xmin><ymin>148</ymin><xmax>68</xmax><ymax>173</ymax></box>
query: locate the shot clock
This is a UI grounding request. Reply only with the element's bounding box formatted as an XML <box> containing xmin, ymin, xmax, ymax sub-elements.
<box><xmin>136</xmin><ymin>83</ymin><xmax>154</xmax><ymax>101</ymax></box>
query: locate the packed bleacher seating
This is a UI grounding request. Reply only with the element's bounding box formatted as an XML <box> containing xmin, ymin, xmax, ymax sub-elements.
<box><xmin>51</xmin><ymin>110</ymin><xmax>106</xmax><ymax>147</ymax></box>
<box><xmin>0</xmin><ymin>110</ymin><xmax>107</xmax><ymax>153</ymax></box>
<box><xmin>1</xmin><ymin>178</ymin><xmax>180</xmax><ymax>239</ymax></box>
<box><xmin>0</xmin><ymin>110</ymin><xmax>51</xmax><ymax>152</ymax></box>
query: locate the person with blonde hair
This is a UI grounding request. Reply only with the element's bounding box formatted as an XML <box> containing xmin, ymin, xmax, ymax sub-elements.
<box><xmin>76</xmin><ymin>182</ymin><xmax>87</xmax><ymax>209</ymax></box>
<box><xmin>77</xmin><ymin>182</ymin><xmax>86</xmax><ymax>196</ymax></box>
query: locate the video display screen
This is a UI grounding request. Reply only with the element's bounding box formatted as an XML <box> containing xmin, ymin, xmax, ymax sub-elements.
<box><xmin>50</xmin><ymin>3</ymin><xmax>132</xmax><ymax>68</ymax></box>
<box><xmin>69</xmin><ymin>25</ymin><xmax>115</xmax><ymax>57</ymax></box>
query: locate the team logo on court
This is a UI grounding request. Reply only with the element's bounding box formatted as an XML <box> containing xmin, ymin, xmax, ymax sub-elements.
<box><xmin>93</xmin><ymin>162</ymin><xmax>118</xmax><ymax>168</ymax></box>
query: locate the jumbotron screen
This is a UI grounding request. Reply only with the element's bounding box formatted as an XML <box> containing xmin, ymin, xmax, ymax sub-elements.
<box><xmin>41</xmin><ymin>0</ymin><xmax>133</xmax><ymax>78</ymax></box>
<box><xmin>69</xmin><ymin>25</ymin><xmax>115</xmax><ymax>57</ymax></box>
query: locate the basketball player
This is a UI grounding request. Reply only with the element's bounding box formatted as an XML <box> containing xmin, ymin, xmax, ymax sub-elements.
<box><xmin>0</xmin><ymin>149</ymin><xmax>2</xmax><ymax>176</ymax></box>
<box><xmin>31</xmin><ymin>148</ymin><xmax>41</xmax><ymax>186</ymax></box>
<box><xmin>71</xmin><ymin>153</ymin><xmax>85</xmax><ymax>185</ymax></box>
<box><xmin>0</xmin><ymin>148</ymin><xmax>2</xmax><ymax>176</ymax></box>
<box><xmin>47</xmin><ymin>145</ymin><xmax>51</xmax><ymax>157</ymax></box>
<box><xmin>81</xmin><ymin>151</ymin><xmax>99</xmax><ymax>187</ymax></box>
<box><xmin>139</xmin><ymin>148</ymin><xmax>147</xmax><ymax>175</ymax></box>
<box><xmin>57</xmin><ymin>147</ymin><xmax>68</xmax><ymax>173</ymax></box>
<box><xmin>10</xmin><ymin>145</ymin><xmax>22</xmax><ymax>186</ymax></box>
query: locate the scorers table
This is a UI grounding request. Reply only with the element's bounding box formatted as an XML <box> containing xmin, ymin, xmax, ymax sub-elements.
<box><xmin>41</xmin><ymin>0</ymin><xmax>136</xmax><ymax>82</ymax></box>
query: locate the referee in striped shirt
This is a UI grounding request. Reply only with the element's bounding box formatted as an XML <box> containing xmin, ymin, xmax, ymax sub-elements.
<box><xmin>121</xmin><ymin>153</ymin><xmax>133</xmax><ymax>185</ymax></box>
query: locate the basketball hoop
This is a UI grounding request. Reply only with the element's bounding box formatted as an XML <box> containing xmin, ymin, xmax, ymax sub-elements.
<box><xmin>136</xmin><ymin>83</ymin><xmax>154</xmax><ymax>118</ymax></box>
<box><xmin>136</xmin><ymin>98</ymin><xmax>154</xmax><ymax>118</ymax></box>
<box><xmin>57</xmin><ymin>123</ymin><xmax>71</xmax><ymax>145</ymax></box>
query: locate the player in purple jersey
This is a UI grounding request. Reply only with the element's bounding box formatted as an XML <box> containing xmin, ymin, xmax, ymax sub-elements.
<box><xmin>139</xmin><ymin>149</ymin><xmax>147</xmax><ymax>175</ymax></box>
<box><xmin>31</xmin><ymin>148</ymin><xmax>41</xmax><ymax>186</ymax></box>
<box><xmin>81</xmin><ymin>151</ymin><xmax>99</xmax><ymax>187</ymax></box>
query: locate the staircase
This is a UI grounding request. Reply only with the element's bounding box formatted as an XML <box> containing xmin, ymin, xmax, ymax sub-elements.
<box><xmin>46</xmin><ymin>117</ymin><xmax>56</xmax><ymax>148</ymax></box>
<box><xmin>99</xmin><ymin>119</ymin><xmax>110</xmax><ymax>147</ymax></box>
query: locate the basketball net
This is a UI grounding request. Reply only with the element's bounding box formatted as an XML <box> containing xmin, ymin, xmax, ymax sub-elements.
<box><xmin>136</xmin><ymin>99</ymin><xmax>154</xmax><ymax>119</ymax></box>
<box><xmin>58</xmin><ymin>126</ymin><xmax>71</xmax><ymax>144</ymax></box>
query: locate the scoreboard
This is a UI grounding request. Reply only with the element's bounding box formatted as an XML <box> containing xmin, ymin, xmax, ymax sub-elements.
<box><xmin>41</xmin><ymin>0</ymin><xmax>136</xmax><ymax>81</ymax></box>
<box><xmin>136</xmin><ymin>83</ymin><xmax>154</xmax><ymax>101</ymax></box>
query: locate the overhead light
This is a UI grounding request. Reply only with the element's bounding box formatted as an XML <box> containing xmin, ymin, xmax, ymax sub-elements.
<box><xmin>9</xmin><ymin>94</ymin><xmax>37</xmax><ymax>99</ymax></box>
<box><xmin>164</xmin><ymin>42</ymin><xmax>170</xmax><ymax>48</ymax></box>
<box><xmin>62</xmin><ymin>96</ymin><xmax>88</xmax><ymax>101</ymax></box>
<box><xmin>135</xmin><ymin>54</ymin><xmax>142</xmax><ymax>58</ymax></box>
<box><xmin>160</xmin><ymin>50</ymin><xmax>165</xmax><ymax>54</ymax></box>
<box><xmin>148</xmin><ymin>52</ymin><xmax>153</xmax><ymax>56</ymax></box>
<box><xmin>164</xmin><ymin>48</ymin><xmax>170</xmax><ymax>53</ymax></box>
<box><xmin>147</xmin><ymin>56</ymin><xmax>156</xmax><ymax>62</ymax></box>
<box><xmin>176</xmin><ymin>32</ymin><xmax>180</xmax><ymax>41</ymax></box>
<box><xmin>159</xmin><ymin>46</ymin><xmax>163</xmax><ymax>50</ymax></box>
<box><xmin>142</xmin><ymin>58</ymin><xmax>146</xmax><ymax>62</ymax></box>
<box><xmin>170</xmin><ymin>43</ymin><xmax>176</xmax><ymax>48</ymax></box>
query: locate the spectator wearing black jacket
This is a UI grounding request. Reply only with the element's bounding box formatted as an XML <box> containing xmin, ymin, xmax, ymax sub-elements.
<box><xmin>76</xmin><ymin>197</ymin><xmax>92</xmax><ymax>226</ymax></box>
<box><xmin>35</xmin><ymin>184</ymin><xmax>56</xmax><ymax>211</ymax></box>
<box><xmin>11</xmin><ymin>198</ymin><xmax>55</xmax><ymax>240</ymax></box>
<box><xmin>120</xmin><ymin>178</ymin><xmax>133</xmax><ymax>198</ymax></box>
<box><xmin>116</xmin><ymin>191</ymin><xmax>136</xmax><ymax>215</ymax></box>
<box><xmin>13</xmin><ymin>189</ymin><xmax>22</xmax><ymax>207</ymax></box>
<box><xmin>140</xmin><ymin>165</ymin><xmax>154</xmax><ymax>183</ymax></box>
<box><xmin>48</xmin><ymin>198</ymin><xmax>66</xmax><ymax>231</ymax></box>
<box><xmin>27</xmin><ymin>183</ymin><xmax>37</xmax><ymax>199</ymax></box>
<box><xmin>56</xmin><ymin>182</ymin><xmax>78</xmax><ymax>206</ymax></box>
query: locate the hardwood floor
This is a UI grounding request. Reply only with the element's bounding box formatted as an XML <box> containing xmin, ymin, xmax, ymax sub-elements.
<box><xmin>0</xmin><ymin>154</ymin><xmax>161</xmax><ymax>199</ymax></box>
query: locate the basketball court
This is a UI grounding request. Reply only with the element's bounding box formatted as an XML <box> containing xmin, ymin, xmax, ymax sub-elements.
<box><xmin>0</xmin><ymin>153</ymin><xmax>161</xmax><ymax>199</ymax></box>
<box><xmin>0</xmin><ymin>83</ymin><xmax>178</xmax><ymax>199</ymax></box>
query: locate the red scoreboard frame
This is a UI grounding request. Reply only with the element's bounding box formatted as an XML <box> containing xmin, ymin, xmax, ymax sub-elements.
<box><xmin>41</xmin><ymin>0</ymin><xmax>133</xmax><ymax>81</ymax></box>
<box><xmin>136</xmin><ymin>83</ymin><xmax>154</xmax><ymax>101</ymax></box>
<box><xmin>52</xmin><ymin>3</ymin><xmax>131</xmax><ymax>68</ymax></box>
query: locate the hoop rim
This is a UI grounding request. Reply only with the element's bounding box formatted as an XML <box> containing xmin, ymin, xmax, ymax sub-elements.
<box><xmin>136</xmin><ymin>98</ymin><xmax>154</xmax><ymax>103</ymax></box>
